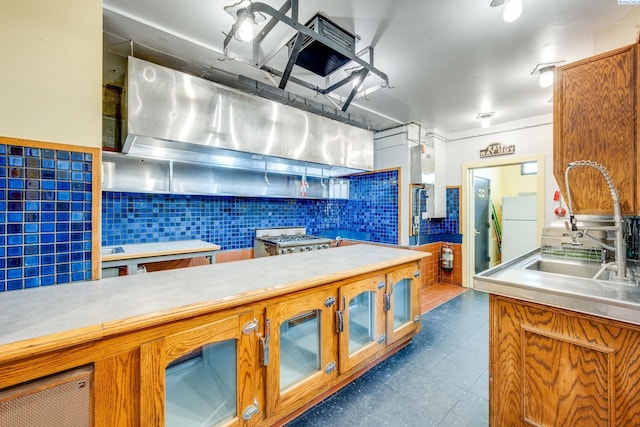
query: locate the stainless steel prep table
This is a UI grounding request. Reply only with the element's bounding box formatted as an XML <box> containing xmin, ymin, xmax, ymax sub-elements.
<box><xmin>101</xmin><ymin>239</ymin><xmax>221</xmax><ymax>275</ymax></box>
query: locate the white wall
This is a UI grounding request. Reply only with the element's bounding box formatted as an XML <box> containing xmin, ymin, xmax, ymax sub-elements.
<box><xmin>595</xmin><ymin>8</ymin><xmax>640</xmax><ymax>53</ymax></box>
<box><xmin>0</xmin><ymin>1</ymin><xmax>102</xmax><ymax>148</ymax></box>
<box><xmin>445</xmin><ymin>114</ymin><xmax>557</xmax><ymax>227</ymax></box>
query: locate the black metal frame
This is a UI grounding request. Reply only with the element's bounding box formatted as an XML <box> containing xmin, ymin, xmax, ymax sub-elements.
<box><xmin>223</xmin><ymin>0</ymin><xmax>389</xmax><ymax>111</ymax></box>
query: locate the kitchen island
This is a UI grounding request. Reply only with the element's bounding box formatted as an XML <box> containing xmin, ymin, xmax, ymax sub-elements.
<box><xmin>474</xmin><ymin>249</ymin><xmax>640</xmax><ymax>426</ymax></box>
<box><xmin>0</xmin><ymin>244</ymin><xmax>429</xmax><ymax>426</ymax></box>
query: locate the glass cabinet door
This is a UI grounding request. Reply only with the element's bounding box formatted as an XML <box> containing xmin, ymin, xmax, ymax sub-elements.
<box><xmin>265</xmin><ymin>288</ymin><xmax>337</xmax><ymax>417</ymax></box>
<box><xmin>385</xmin><ymin>265</ymin><xmax>422</xmax><ymax>345</ymax></box>
<box><xmin>338</xmin><ymin>274</ymin><xmax>386</xmax><ymax>373</ymax></box>
<box><xmin>279</xmin><ymin>310</ymin><xmax>321</xmax><ymax>391</ymax></box>
<box><xmin>165</xmin><ymin>340</ymin><xmax>236</xmax><ymax>426</ymax></box>
<box><xmin>140</xmin><ymin>312</ymin><xmax>259</xmax><ymax>427</ymax></box>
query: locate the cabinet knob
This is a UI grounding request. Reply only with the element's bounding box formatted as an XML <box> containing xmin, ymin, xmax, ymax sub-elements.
<box><xmin>242</xmin><ymin>399</ymin><xmax>260</xmax><ymax>421</ymax></box>
<box><xmin>324</xmin><ymin>361</ymin><xmax>337</xmax><ymax>374</ymax></box>
<box><xmin>242</xmin><ymin>319</ymin><xmax>259</xmax><ymax>335</ymax></box>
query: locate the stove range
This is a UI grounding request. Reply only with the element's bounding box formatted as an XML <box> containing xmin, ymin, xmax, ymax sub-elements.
<box><xmin>254</xmin><ymin>227</ymin><xmax>333</xmax><ymax>257</ymax></box>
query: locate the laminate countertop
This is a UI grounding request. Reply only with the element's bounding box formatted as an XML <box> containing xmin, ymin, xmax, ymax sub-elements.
<box><xmin>0</xmin><ymin>244</ymin><xmax>430</xmax><ymax>361</ymax></box>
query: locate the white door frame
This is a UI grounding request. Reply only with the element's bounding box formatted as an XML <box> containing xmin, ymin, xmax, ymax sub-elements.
<box><xmin>461</xmin><ymin>154</ymin><xmax>545</xmax><ymax>288</ymax></box>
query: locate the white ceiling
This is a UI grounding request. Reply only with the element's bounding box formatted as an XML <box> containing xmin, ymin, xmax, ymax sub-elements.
<box><xmin>102</xmin><ymin>0</ymin><xmax>640</xmax><ymax>133</ymax></box>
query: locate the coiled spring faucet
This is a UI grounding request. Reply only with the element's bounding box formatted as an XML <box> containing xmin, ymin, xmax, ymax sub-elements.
<box><xmin>564</xmin><ymin>160</ymin><xmax>626</xmax><ymax>279</ymax></box>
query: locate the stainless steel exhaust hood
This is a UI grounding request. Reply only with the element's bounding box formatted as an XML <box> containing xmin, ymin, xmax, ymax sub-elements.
<box><xmin>122</xmin><ymin>57</ymin><xmax>374</xmax><ymax>176</ymax></box>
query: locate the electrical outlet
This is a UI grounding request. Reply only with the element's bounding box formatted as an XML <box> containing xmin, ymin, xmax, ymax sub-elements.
<box><xmin>422</xmin><ymin>212</ymin><xmax>429</xmax><ymax>220</ymax></box>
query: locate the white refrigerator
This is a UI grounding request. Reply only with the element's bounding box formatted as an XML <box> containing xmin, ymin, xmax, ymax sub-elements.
<box><xmin>501</xmin><ymin>195</ymin><xmax>537</xmax><ymax>262</ymax></box>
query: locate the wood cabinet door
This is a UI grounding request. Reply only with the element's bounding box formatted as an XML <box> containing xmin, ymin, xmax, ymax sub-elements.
<box><xmin>490</xmin><ymin>295</ymin><xmax>640</xmax><ymax>426</ymax></box>
<box><xmin>140</xmin><ymin>311</ymin><xmax>259</xmax><ymax>427</ymax></box>
<box><xmin>264</xmin><ymin>287</ymin><xmax>337</xmax><ymax>417</ymax></box>
<box><xmin>337</xmin><ymin>274</ymin><xmax>386</xmax><ymax>373</ymax></box>
<box><xmin>553</xmin><ymin>44</ymin><xmax>638</xmax><ymax>215</ymax></box>
<box><xmin>385</xmin><ymin>264</ymin><xmax>422</xmax><ymax>345</ymax></box>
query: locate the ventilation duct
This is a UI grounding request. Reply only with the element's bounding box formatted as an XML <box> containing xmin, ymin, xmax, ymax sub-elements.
<box><xmin>287</xmin><ymin>14</ymin><xmax>356</xmax><ymax>77</ymax></box>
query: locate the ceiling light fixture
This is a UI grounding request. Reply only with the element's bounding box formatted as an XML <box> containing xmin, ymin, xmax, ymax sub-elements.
<box><xmin>530</xmin><ymin>61</ymin><xmax>565</xmax><ymax>88</ymax></box>
<box><xmin>502</xmin><ymin>0</ymin><xmax>523</xmax><ymax>22</ymax></box>
<box><xmin>477</xmin><ymin>112</ymin><xmax>494</xmax><ymax>128</ymax></box>
<box><xmin>538</xmin><ymin>66</ymin><xmax>555</xmax><ymax>88</ymax></box>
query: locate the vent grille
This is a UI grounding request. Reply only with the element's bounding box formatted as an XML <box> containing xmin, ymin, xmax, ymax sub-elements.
<box><xmin>289</xmin><ymin>14</ymin><xmax>356</xmax><ymax>77</ymax></box>
<box><xmin>0</xmin><ymin>367</ymin><xmax>92</xmax><ymax>427</ymax></box>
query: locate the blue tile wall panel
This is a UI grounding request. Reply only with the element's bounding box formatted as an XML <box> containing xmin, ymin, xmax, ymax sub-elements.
<box><xmin>102</xmin><ymin>170</ymin><xmax>400</xmax><ymax>249</ymax></box>
<box><xmin>417</xmin><ymin>187</ymin><xmax>459</xmax><ymax>235</ymax></box>
<box><xmin>346</xmin><ymin>170</ymin><xmax>399</xmax><ymax>244</ymax></box>
<box><xmin>0</xmin><ymin>144</ymin><xmax>93</xmax><ymax>292</ymax></box>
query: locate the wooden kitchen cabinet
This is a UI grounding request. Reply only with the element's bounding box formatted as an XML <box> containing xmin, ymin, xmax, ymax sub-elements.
<box><xmin>489</xmin><ymin>295</ymin><xmax>640</xmax><ymax>426</ymax></box>
<box><xmin>0</xmin><ymin>247</ymin><xmax>428</xmax><ymax>427</ymax></box>
<box><xmin>263</xmin><ymin>264</ymin><xmax>421</xmax><ymax>423</ymax></box>
<box><xmin>385</xmin><ymin>264</ymin><xmax>422</xmax><ymax>345</ymax></box>
<box><xmin>140</xmin><ymin>311</ymin><xmax>261</xmax><ymax>426</ymax></box>
<box><xmin>553</xmin><ymin>43</ymin><xmax>639</xmax><ymax>215</ymax></box>
<box><xmin>337</xmin><ymin>274</ymin><xmax>387</xmax><ymax>373</ymax></box>
<box><xmin>264</xmin><ymin>287</ymin><xmax>338</xmax><ymax>417</ymax></box>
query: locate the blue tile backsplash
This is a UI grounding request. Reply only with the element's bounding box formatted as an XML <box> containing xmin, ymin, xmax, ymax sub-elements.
<box><xmin>0</xmin><ymin>143</ymin><xmax>93</xmax><ymax>292</ymax></box>
<box><xmin>424</xmin><ymin>187</ymin><xmax>460</xmax><ymax>234</ymax></box>
<box><xmin>102</xmin><ymin>169</ymin><xmax>401</xmax><ymax>249</ymax></box>
<box><xmin>101</xmin><ymin>170</ymin><xmax>464</xmax><ymax>251</ymax></box>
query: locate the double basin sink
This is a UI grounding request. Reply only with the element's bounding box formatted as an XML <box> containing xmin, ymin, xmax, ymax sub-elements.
<box><xmin>474</xmin><ymin>249</ymin><xmax>640</xmax><ymax>326</ymax></box>
<box><xmin>512</xmin><ymin>253</ymin><xmax>638</xmax><ymax>286</ymax></box>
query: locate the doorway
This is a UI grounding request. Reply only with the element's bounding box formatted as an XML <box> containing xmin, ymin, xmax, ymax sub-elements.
<box><xmin>462</xmin><ymin>155</ymin><xmax>545</xmax><ymax>287</ymax></box>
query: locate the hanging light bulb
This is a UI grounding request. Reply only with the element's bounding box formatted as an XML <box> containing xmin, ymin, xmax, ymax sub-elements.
<box><xmin>235</xmin><ymin>18</ymin><xmax>254</xmax><ymax>42</ymax></box>
<box><xmin>538</xmin><ymin>66</ymin><xmax>555</xmax><ymax>88</ymax></box>
<box><xmin>224</xmin><ymin>1</ymin><xmax>262</xmax><ymax>42</ymax></box>
<box><xmin>503</xmin><ymin>0</ymin><xmax>523</xmax><ymax>22</ymax></box>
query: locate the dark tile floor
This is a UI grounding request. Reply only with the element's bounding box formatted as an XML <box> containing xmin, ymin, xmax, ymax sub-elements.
<box><xmin>285</xmin><ymin>290</ymin><xmax>489</xmax><ymax>427</ymax></box>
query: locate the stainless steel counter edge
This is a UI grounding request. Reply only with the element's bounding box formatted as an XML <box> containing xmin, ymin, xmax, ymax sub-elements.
<box><xmin>474</xmin><ymin>249</ymin><xmax>640</xmax><ymax>326</ymax></box>
<box><xmin>0</xmin><ymin>245</ymin><xmax>429</xmax><ymax>360</ymax></box>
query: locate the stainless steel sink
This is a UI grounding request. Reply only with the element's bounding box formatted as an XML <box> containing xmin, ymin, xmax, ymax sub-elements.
<box><xmin>522</xmin><ymin>259</ymin><xmax>613</xmax><ymax>281</ymax></box>
<box><xmin>101</xmin><ymin>246</ymin><xmax>124</xmax><ymax>256</ymax></box>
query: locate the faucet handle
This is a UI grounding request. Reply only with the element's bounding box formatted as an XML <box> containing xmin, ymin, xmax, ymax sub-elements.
<box><xmin>569</xmin><ymin>215</ymin><xmax>579</xmax><ymax>231</ymax></box>
<box><xmin>564</xmin><ymin>219</ymin><xmax>583</xmax><ymax>245</ymax></box>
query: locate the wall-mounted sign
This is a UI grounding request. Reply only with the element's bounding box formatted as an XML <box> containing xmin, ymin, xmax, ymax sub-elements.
<box><xmin>480</xmin><ymin>142</ymin><xmax>515</xmax><ymax>158</ymax></box>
